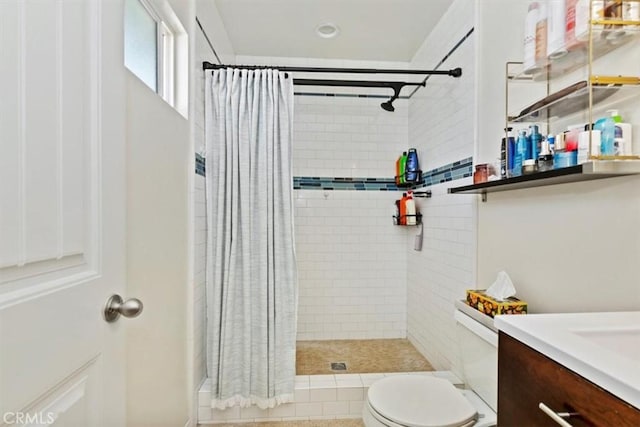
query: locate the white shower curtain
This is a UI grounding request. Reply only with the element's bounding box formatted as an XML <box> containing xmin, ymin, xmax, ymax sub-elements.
<box><xmin>204</xmin><ymin>68</ymin><xmax>298</xmax><ymax>409</ymax></box>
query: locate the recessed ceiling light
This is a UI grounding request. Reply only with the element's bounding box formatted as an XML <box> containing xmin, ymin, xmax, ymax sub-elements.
<box><xmin>316</xmin><ymin>23</ymin><xmax>340</xmax><ymax>39</ymax></box>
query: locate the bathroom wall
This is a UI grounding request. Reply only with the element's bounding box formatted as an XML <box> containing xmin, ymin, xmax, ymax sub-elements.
<box><xmin>125</xmin><ymin>0</ymin><xmax>194</xmax><ymax>423</ymax></box>
<box><xmin>192</xmin><ymin>0</ymin><xmax>235</xmax><ymax>414</ymax></box>
<box><xmin>475</xmin><ymin>0</ymin><xmax>640</xmax><ymax>312</ymax></box>
<box><xmin>406</xmin><ymin>0</ymin><xmax>477</xmax><ymax>373</ymax></box>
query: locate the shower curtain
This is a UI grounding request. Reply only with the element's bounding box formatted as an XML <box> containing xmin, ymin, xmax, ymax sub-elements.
<box><xmin>204</xmin><ymin>68</ymin><xmax>298</xmax><ymax>409</ymax></box>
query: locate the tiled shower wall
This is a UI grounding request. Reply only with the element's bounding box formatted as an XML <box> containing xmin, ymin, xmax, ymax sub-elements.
<box><xmin>406</xmin><ymin>0</ymin><xmax>478</xmax><ymax>374</ymax></box>
<box><xmin>292</xmin><ymin>94</ymin><xmax>410</xmax><ymax>340</ymax></box>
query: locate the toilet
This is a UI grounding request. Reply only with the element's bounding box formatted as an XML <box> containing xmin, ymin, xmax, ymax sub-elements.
<box><xmin>362</xmin><ymin>303</ymin><xmax>498</xmax><ymax>427</ymax></box>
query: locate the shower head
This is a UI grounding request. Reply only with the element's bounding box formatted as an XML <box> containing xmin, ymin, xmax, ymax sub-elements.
<box><xmin>380</xmin><ymin>83</ymin><xmax>403</xmax><ymax>112</ymax></box>
<box><xmin>381</xmin><ymin>100</ymin><xmax>395</xmax><ymax>112</ymax></box>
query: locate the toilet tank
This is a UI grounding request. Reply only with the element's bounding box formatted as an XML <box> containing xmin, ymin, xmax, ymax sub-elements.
<box><xmin>454</xmin><ymin>302</ymin><xmax>498</xmax><ymax>412</ymax></box>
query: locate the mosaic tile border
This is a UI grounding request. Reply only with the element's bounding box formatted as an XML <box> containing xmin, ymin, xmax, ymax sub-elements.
<box><xmin>294</xmin><ymin>157</ymin><xmax>473</xmax><ymax>191</ymax></box>
<box><xmin>195</xmin><ymin>153</ymin><xmax>206</xmax><ymax>177</ymax></box>
<box><xmin>294</xmin><ymin>176</ymin><xmax>399</xmax><ymax>191</ymax></box>
<box><xmin>194</xmin><ymin>155</ymin><xmax>473</xmax><ymax>189</ymax></box>
<box><xmin>417</xmin><ymin>156</ymin><xmax>473</xmax><ymax>188</ymax></box>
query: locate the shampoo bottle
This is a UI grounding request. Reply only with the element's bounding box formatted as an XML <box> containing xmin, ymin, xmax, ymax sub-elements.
<box><xmin>406</xmin><ymin>148</ymin><xmax>420</xmax><ymax>182</ymax></box>
<box><xmin>608</xmin><ymin>110</ymin><xmax>633</xmax><ymax>156</ymax></box>
<box><xmin>399</xmin><ymin>152</ymin><xmax>408</xmax><ymax>184</ymax></box>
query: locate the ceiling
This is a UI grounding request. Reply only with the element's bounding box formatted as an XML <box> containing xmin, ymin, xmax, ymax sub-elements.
<box><xmin>210</xmin><ymin>0</ymin><xmax>452</xmax><ymax>62</ymax></box>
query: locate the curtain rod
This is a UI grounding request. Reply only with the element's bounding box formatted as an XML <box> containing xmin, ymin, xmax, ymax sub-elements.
<box><xmin>202</xmin><ymin>61</ymin><xmax>462</xmax><ymax>78</ymax></box>
<box><xmin>292</xmin><ymin>79</ymin><xmax>425</xmax><ymax>89</ymax></box>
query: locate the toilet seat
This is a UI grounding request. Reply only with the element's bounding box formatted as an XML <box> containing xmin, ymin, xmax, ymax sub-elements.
<box><xmin>366</xmin><ymin>375</ymin><xmax>478</xmax><ymax>427</ymax></box>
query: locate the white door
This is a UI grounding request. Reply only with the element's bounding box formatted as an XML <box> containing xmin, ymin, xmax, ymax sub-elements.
<box><xmin>0</xmin><ymin>1</ymin><xmax>129</xmax><ymax>426</ymax></box>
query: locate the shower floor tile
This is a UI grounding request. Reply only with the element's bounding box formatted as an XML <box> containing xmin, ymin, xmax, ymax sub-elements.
<box><xmin>296</xmin><ymin>339</ymin><xmax>434</xmax><ymax>375</ymax></box>
<box><xmin>207</xmin><ymin>421</ymin><xmax>364</xmax><ymax>427</ymax></box>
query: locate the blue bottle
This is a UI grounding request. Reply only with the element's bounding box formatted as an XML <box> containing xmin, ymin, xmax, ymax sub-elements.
<box><xmin>529</xmin><ymin>124</ymin><xmax>542</xmax><ymax>160</ymax></box>
<box><xmin>513</xmin><ymin>130</ymin><xmax>528</xmax><ymax>177</ymax></box>
<box><xmin>406</xmin><ymin>148</ymin><xmax>420</xmax><ymax>182</ymax></box>
<box><xmin>595</xmin><ymin>116</ymin><xmax>616</xmax><ymax>156</ymax></box>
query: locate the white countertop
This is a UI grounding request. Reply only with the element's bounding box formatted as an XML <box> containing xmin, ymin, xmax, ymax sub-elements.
<box><xmin>494</xmin><ymin>311</ymin><xmax>640</xmax><ymax>409</ymax></box>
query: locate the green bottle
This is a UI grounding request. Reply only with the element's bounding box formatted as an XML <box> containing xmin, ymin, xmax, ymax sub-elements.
<box><xmin>399</xmin><ymin>151</ymin><xmax>407</xmax><ymax>184</ymax></box>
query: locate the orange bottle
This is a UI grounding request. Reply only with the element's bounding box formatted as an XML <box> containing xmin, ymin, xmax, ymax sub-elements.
<box><xmin>399</xmin><ymin>193</ymin><xmax>408</xmax><ymax>225</ymax></box>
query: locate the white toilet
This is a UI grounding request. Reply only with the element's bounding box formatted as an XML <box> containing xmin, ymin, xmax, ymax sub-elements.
<box><xmin>362</xmin><ymin>303</ymin><xmax>498</xmax><ymax>427</ymax></box>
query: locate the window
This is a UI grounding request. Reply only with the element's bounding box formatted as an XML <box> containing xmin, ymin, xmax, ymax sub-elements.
<box><xmin>124</xmin><ymin>0</ymin><xmax>183</xmax><ymax>112</ymax></box>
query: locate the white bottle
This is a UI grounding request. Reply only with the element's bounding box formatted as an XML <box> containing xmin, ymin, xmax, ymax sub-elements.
<box><xmin>405</xmin><ymin>192</ymin><xmax>417</xmax><ymax>226</ymax></box>
<box><xmin>609</xmin><ymin>110</ymin><xmax>634</xmax><ymax>156</ymax></box>
<box><xmin>624</xmin><ymin>1</ymin><xmax>640</xmax><ymax>29</ymax></box>
<box><xmin>547</xmin><ymin>0</ymin><xmax>568</xmax><ymax>59</ymax></box>
<box><xmin>524</xmin><ymin>2</ymin><xmax>540</xmax><ymax>74</ymax></box>
<box><xmin>575</xmin><ymin>0</ymin><xmax>604</xmax><ymax>41</ymax></box>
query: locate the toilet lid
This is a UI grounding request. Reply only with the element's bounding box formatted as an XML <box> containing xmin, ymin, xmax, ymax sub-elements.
<box><xmin>367</xmin><ymin>375</ymin><xmax>477</xmax><ymax>427</ymax></box>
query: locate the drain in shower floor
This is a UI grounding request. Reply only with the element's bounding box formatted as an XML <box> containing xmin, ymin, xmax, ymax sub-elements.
<box><xmin>331</xmin><ymin>362</ymin><xmax>347</xmax><ymax>371</ymax></box>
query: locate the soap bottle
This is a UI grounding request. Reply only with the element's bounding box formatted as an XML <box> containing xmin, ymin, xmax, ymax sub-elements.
<box><xmin>608</xmin><ymin>110</ymin><xmax>633</xmax><ymax>156</ymax></box>
<box><xmin>405</xmin><ymin>191</ymin><xmax>417</xmax><ymax>225</ymax></box>
<box><xmin>406</xmin><ymin>148</ymin><xmax>420</xmax><ymax>183</ymax></box>
<box><xmin>395</xmin><ymin>155</ymin><xmax>402</xmax><ymax>185</ymax></box>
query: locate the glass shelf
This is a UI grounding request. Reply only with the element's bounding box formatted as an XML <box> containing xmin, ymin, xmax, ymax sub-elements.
<box><xmin>508</xmin><ymin>77</ymin><xmax>640</xmax><ymax>123</ymax></box>
<box><xmin>447</xmin><ymin>161</ymin><xmax>640</xmax><ymax>201</ymax></box>
<box><xmin>509</xmin><ymin>25</ymin><xmax>640</xmax><ymax>82</ymax></box>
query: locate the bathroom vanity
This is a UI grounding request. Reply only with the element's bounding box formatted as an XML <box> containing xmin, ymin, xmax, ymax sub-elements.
<box><xmin>495</xmin><ymin>312</ymin><xmax>640</xmax><ymax>426</ymax></box>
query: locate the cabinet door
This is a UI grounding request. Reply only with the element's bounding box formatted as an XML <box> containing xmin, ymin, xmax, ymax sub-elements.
<box><xmin>498</xmin><ymin>332</ymin><xmax>640</xmax><ymax>427</ymax></box>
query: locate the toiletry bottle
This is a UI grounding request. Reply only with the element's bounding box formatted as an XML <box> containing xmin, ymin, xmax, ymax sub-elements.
<box><xmin>538</xmin><ymin>139</ymin><xmax>554</xmax><ymax>172</ymax></box>
<box><xmin>604</xmin><ymin>0</ymin><xmax>625</xmax><ymax>41</ymax></box>
<box><xmin>565</xmin><ymin>0</ymin><xmax>581</xmax><ymax>50</ymax></box>
<box><xmin>624</xmin><ymin>1</ymin><xmax>640</xmax><ymax>30</ymax></box>
<box><xmin>406</xmin><ymin>148</ymin><xmax>420</xmax><ymax>183</ymax></box>
<box><xmin>529</xmin><ymin>124</ymin><xmax>542</xmax><ymax>161</ymax></box>
<box><xmin>399</xmin><ymin>193</ymin><xmax>408</xmax><ymax>225</ymax></box>
<box><xmin>547</xmin><ymin>134</ymin><xmax>555</xmax><ymax>154</ymax></box>
<box><xmin>608</xmin><ymin>110</ymin><xmax>633</xmax><ymax>156</ymax></box>
<box><xmin>524</xmin><ymin>2</ymin><xmax>540</xmax><ymax>74</ymax></box>
<box><xmin>405</xmin><ymin>191</ymin><xmax>417</xmax><ymax>225</ymax></box>
<box><xmin>578</xmin><ymin>124</ymin><xmax>601</xmax><ymax>164</ymax></box>
<box><xmin>595</xmin><ymin>114</ymin><xmax>616</xmax><ymax>156</ymax></box>
<box><xmin>399</xmin><ymin>151</ymin><xmax>407</xmax><ymax>184</ymax></box>
<box><xmin>547</xmin><ymin>0</ymin><xmax>568</xmax><ymax>59</ymax></box>
<box><xmin>502</xmin><ymin>127</ymin><xmax>516</xmax><ymax>178</ymax></box>
<box><xmin>535</xmin><ymin>2</ymin><xmax>548</xmax><ymax>69</ymax></box>
<box><xmin>395</xmin><ymin>154</ymin><xmax>402</xmax><ymax>185</ymax></box>
<box><xmin>514</xmin><ymin>130</ymin><xmax>528</xmax><ymax>176</ymax></box>
<box><xmin>576</xmin><ymin>0</ymin><xmax>605</xmax><ymax>41</ymax></box>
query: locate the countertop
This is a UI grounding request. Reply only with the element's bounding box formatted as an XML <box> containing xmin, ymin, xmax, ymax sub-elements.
<box><xmin>494</xmin><ymin>311</ymin><xmax>640</xmax><ymax>409</ymax></box>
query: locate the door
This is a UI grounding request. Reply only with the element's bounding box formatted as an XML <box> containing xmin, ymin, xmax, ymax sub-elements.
<box><xmin>0</xmin><ymin>1</ymin><xmax>128</xmax><ymax>425</ymax></box>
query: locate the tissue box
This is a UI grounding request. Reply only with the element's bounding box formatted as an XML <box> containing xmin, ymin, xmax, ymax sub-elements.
<box><xmin>465</xmin><ymin>289</ymin><xmax>527</xmax><ymax>318</ymax></box>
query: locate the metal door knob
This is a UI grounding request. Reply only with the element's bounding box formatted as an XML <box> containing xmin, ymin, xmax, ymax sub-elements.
<box><xmin>103</xmin><ymin>294</ymin><xmax>144</xmax><ymax>322</ymax></box>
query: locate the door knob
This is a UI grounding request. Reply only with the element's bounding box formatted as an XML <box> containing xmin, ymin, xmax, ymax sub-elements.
<box><xmin>103</xmin><ymin>294</ymin><xmax>144</xmax><ymax>322</ymax></box>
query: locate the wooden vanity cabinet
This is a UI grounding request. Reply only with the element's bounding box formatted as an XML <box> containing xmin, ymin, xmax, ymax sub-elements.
<box><xmin>498</xmin><ymin>332</ymin><xmax>640</xmax><ymax>427</ymax></box>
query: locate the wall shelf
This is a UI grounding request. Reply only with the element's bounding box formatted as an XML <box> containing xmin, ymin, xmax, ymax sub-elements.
<box><xmin>448</xmin><ymin>161</ymin><xmax>640</xmax><ymax>201</ymax></box>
